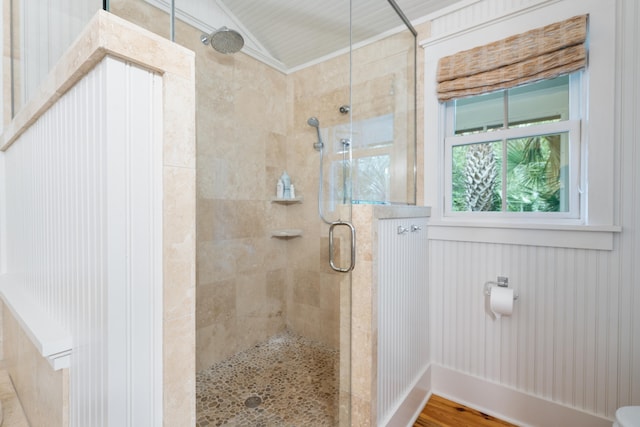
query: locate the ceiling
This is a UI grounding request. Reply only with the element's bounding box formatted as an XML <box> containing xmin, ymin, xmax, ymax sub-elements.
<box><xmin>216</xmin><ymin>0</ymin><xmax>461</xmax><ymax>71</ymax></box>
<box><xmin>165</xmin><ymin>0</ymin><xmax>463</xmax><ymax>72</ymax></box>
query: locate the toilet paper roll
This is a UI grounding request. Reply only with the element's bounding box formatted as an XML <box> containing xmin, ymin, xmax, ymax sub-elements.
<box><xmin>490</xmin><ymin>287</ymin><xmax>514</xmax><ymax>319</ymax></box>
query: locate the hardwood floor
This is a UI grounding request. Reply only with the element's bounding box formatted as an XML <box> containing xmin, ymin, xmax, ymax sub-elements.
<box><xmin>414</xmin><ymin>394</ymin><xmax>518</xmax><ymax>427</ymax></box>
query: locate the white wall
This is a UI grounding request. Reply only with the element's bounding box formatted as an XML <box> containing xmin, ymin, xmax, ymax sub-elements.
<box><xmin>377</xmin><ymin>217</ymin><xmax>429</xmax><ymax>426</ymax></box>
<box><xmin>424</xmin><ymin>0</ymin><xmax>639</xmax><ymax>422</ymax></box>
<box><xmin>2</xmin><ymin>55</ymin><xmax>164</xmax><ymax>427</ymax></box>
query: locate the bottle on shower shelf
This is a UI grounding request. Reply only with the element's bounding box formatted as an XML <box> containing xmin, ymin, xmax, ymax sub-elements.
<box><xmin>276</xmin><ymin>178</ymin><xmax>284</xmax><ymax>199</ymax></box>
<box><xmin>280</xmin><ymin>171</ymin><xmax>291</xmax><ymax>198</ymax></box>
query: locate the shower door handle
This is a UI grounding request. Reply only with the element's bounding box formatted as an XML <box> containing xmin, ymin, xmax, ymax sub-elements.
<box><xmin>329</xmin><ymin>221</ymin><xmax>356</xmax><ymax>273</ymax></box>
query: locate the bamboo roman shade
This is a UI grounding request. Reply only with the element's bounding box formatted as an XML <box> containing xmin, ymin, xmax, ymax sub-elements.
<box><xmin>436</xmin><ymin>15</ymin><xmax>588</xmax><ymax>101</ymax></box>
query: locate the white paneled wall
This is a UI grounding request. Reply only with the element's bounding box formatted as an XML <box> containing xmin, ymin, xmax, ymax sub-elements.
<box><xmin>428</xmin><ymin>1</ymin><xmax>640</xmax><ymax>420</ymax></box>
<box><xmin>3</xmin><ymin>56</ymin><xmax>163</xmax><ymax>426</ymax></box>
<box><xmin>429</xmin><ymin>0</ymin><xmax>550</xmax><ymax>39</ymax></box>
<box><xmin>429</xmin><ymin>242</ymin><xmax>625</xmax><ymax>416</ymax></box>
<box><xmin>377</xmin><ymin>217</ymin><xmax>429</xmax><ymax>425</ymax></box>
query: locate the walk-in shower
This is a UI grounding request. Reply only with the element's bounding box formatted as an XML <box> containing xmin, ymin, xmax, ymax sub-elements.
<box><xmin>106</xmin><ymin>0</ymin><xmax>418</xmax><ymax>425</ymax></box>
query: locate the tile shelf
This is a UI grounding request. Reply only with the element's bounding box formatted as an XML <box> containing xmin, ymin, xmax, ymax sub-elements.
<box><xmin>270</xmin><ymin>196</ymin><xmax>303</xmax><ymax>238</ymax></box>
<box><xmin>271</xmin><ymin>197</ymin><xmax>303</xmax><ymax>204</ymax></box>
<box><xmin>271</xmin><ymin>229</ymin><xmax>303</xmax><ymax>238</ymax></box>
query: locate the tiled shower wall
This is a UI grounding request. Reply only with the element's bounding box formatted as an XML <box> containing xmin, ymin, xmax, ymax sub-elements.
<box><xmin>194</xmin><ymin>51</ymin><xmax>292</xmax><ymax>368</ymax></box>
<box><xmin>111</xmin><ymin>0</ymin><xmax>342</xmax><ymax>370</ymax></box>
<box><xmin>113</xmin><ymin>0</ymin><xmax>418</xmax><ymax>371</ymax></box>
<box><xmin>193</xmin><ymin>22</ymin><xmax>418</xmax><ymax>368</ymax></box>
<box><xmin>287</xmin><ymin>28</ymin><xmax>420</xmax><ymax>353</ymax></box>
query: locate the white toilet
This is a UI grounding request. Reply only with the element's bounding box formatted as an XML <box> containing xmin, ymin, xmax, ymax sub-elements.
<box><xmin>614</xmin><ymin>406</ymin><xmax>640</xmax><ymax>427</ymax></box>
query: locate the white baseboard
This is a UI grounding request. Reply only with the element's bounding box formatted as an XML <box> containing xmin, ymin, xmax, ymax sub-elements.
<box><xmin>430</xmin><ymin>365</ymin><xmax>613</xmax><ymax>427</ymax></box>
<box><xmin>385</xmin><ymin>365</ymin><xmax>432</xmax><ymax>427</ymax></box>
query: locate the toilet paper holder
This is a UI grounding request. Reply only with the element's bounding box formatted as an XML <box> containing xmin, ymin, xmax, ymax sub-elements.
<box><xmin>483</xmin><ymin>276</ymin><xmax>518</xmax><ymax>300</ymax></box>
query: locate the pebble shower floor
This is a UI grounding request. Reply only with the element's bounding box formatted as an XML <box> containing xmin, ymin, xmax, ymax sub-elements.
<box><xmin>196</xmin><ymin>331</ymin><xmax>339</xmax><ymax>426</ymax></box>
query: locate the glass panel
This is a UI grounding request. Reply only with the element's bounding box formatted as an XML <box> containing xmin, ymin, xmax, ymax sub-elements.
<box><xmin>352</xmin><ymin>114</ymin><xmax>394</xmax><ymax>150</ymax></box>
<box><xmin>451</xmin><ymin>141</ymin><xmax>502</xmax><ymax>211</ymax></box>
<box><xmin>353</xmin><ymin>155</ymin><xmax>390</xmax><ymax>204</ymax></box>
<box><xmin>330</xmin><ymin>159</ymin><xmax>351</xmax><ymax>209</ymax></box>
<box><xmin>333</xmin><ymin>123</ymin><xmax>352</xmax><ymax>154</ymax></box>
<box><xmin>8</xmin><ymin>0</ymin><xmax>103</xmax><ymax>121</ymax></box>
<box><xmin>506</xmin><ymin>132</ymin><xmax>570</xmax><ymax>212</ymax></box>
<box><xmin>508</xmin><ymin>75</ymin><xmax>570</xmax><ymax>127</ymax></box>
<box><xmin>165</xmin><ymin>0</ymin><xmax>354</xmax><ymax>425</ymax></box>
<box><xmin>454</xmin><ymin>91</ymin><xmax>504</xmax><ymax>135</ymax></box>
<box><xmin>108</xmin><ymin>0</ymin><xmax>171</xmax><ymax>40</ymax></box>
<box><xmin>351</xmin><ymin>0</ymin><xmax>417</xmax><ymax>205</ymax></box>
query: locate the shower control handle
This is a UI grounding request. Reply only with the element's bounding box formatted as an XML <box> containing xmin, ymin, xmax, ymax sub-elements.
<box><xmin>398</xmin><ymin>226</ymin><xmax>409</xmax><ymax>235</ymax></box>
<box><xmin>411</xmin><ymin>225</ymin><xmax>422</xmax><ymax>232</ymax></box>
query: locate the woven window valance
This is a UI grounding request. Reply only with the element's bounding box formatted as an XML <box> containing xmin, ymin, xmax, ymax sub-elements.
<box><xmin>436</xmin><ymin>14</ymin><xmax>588</xmax><ymax>102</ymax></box>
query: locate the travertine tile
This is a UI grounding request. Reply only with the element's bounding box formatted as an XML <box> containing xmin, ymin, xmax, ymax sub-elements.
<box><xmin>352</xmin><ymin>259</ymin><xmax>373</xmax><ymax>329</ymax></box>
<box><xmin>0</xmin><ymin>369</ymin><xmax>29</xmax><ymax>427</ymax></box>
<box><xmin>196</xmin><ymin>279</ymin><xmax>235</xmax><ymax>329</ymax></box>
<box><xmin>2</xmin><ymin>306</ymin><xmax>66</xmax><ymax>427</ymax></box>
<box><xmin>163</xmin><ymin>166</ymin><xmax>196</xmax><ymax>322</ymax></box>
<box><xmin>196</xmin><ymin>322</ymin><xmax>237</xmax><ymax>372</ymax></box>
<box><xmin>292</xmin><ymin>269</ymin><xmax>321</xmax><ymax>307</ymax></box>
<box><xmin>163</xmin><ymin>73</ymin><xmax>196</xmax><ymax>169</ymax></box>
<box><xmin>164</xmin><ymin>313</ymin><xmax>196</xmax><ymax>426</ymax></box>
<box><xmin>350</xmin><ymin>395</ymin><xmax>373</xmax><ymax>427</ymax></box>
<box><xmin>236</xmin><ymin>315</ymin><xmax>285</xmax><ymax>351</ymax></box>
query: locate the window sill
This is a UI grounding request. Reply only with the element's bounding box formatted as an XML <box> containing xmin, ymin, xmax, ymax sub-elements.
<box><xmin>427</xmin><ymin>220</ymin><xmax>621</xmax><ymax>250</ymax></box>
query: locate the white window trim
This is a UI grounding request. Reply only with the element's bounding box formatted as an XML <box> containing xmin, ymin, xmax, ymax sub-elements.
<box><xmin>421</xmin><ymin>0</ymin><xmax>621</xmax><ymax>250</ymax></box>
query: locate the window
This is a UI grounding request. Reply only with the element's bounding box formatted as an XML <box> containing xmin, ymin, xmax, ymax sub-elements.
<box><xmin>423</xmin><ymin>0</ymin><xmax>619</xmax><ymax>249</ymax></box>
<box><xmin>444</xmin><ymin>74</ymin><xmax>582</xmax><ymax>219</ymax></box>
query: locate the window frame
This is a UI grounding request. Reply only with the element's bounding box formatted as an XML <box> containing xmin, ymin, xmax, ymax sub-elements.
<box><xmin>442</xmin><ymin>73</ymin><xmax>583</xmax><ymax>220</ymax></box>
<box><xmin>421</xmin><ymin>0</ymin><xmax>620</xmax><ymax>250</ymax></box>
<box><xmin>444</xmin><ymin>119</ymin><xmax>582</xmax><ymax>219</ymax></box>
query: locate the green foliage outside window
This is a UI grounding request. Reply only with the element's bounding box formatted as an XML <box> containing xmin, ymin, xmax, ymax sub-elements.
<box><xmin>452</xmin><ymin>133</ymin><xmax>568</xmax><ymax>212</ymax></box>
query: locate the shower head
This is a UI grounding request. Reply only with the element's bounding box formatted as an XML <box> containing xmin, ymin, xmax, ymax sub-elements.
<box><xmin>307</xmin><ymin>117</ymin><xmax>323</xmax><ymax>150</ymax></box>
<box><xmin>307</xmin><ymin>117</ymin><xmax>319</xmax><ymax>128</ymax></box>
<box><xmin>201</xmin><ymin>27</ymin><xmax>244</xmax><ymax>54</ymax></box>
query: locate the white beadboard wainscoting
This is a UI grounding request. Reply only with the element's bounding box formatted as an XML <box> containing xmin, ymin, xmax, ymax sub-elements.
<box><xmin>1</xmin><ymin>55</ymin><xmax>163</xmax><ymax>426</ymax></box>
<box><xmin>377</xmin><ymin>217</ymin><xmax>430</xmax><ymax>426</ymax></box>
<box><xmin>428</xmin><ymin>239</ymin><xmax>631</xmax><ymax>425</ymax></box>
